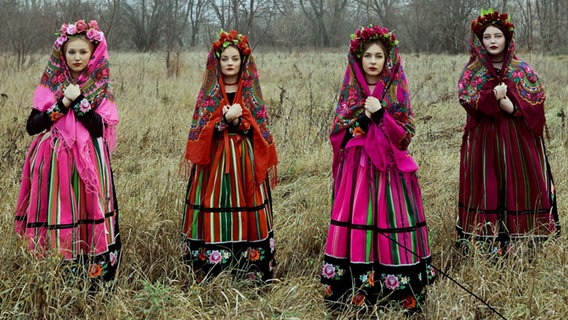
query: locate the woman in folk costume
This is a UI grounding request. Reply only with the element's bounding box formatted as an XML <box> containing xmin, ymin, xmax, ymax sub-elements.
<box><xmin>321</xmin><ymin>25</ymin><xmax>434</xmax><ymax>311</ymax></box>
<box><xmin>182</xmin><ymin>30</ymin><xmax>278</xmax><ymax>282</ymax></box>
<box><xmin>15</xmin><ymin>20</ymin><xmax>121</xmax><ymax>287</ymax></box>
<box><xmin>457</xmin><ymin>9</ymin><xmax>560</xmax><ymax>251</ymax></box>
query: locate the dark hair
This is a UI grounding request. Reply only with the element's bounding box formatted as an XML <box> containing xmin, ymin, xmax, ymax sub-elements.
<box><xmin>218</xmin><ymin>44</ymin><xmax>247</xmax><ymax>74</ymax></box>
<box><xmin>478</xmin><ymin>24</ymin><xmax>511</xmax><ymax>55</ymax></box>
<box><xmin>480</xmin><ymin>23</ymin><xmax>512</xmax><ymax>43</ymax></box>
<box><xmin>361</xmin><ymin>39</ymin><xmax>389</xmax><ymax>58</ymax></box>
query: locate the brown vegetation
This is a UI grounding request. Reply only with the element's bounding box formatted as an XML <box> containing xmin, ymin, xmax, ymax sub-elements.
<box><xmin>0</xmin><ymin>51</ymin><xmax>566</xmax><ymax>319</ymax></box>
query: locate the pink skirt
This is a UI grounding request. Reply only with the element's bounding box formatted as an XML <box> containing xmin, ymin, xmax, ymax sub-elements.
<box><xmin>322</xmin><ymin>139</ymin><xmax>434</xmax><ymax>308</ymax></box>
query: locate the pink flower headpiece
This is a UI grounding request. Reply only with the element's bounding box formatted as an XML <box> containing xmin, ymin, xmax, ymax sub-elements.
<box><xmin>350</xmin><ymin>24</ymin><xmax>398</xmax><ymax>58</ymax></box>
<box><xmin>54</xmin><ymin>20</ymin><xmax>104</xmax><ymax>49</ymax></box>
<box><xmin>212</xmin><ymin>29</ymin><xmax>251</xmax><ymax>57</ymax></box>
<box><xmin>471</xmin><ymin>8</ymin><xmax>514</xmax><ymax>39</ymax></box>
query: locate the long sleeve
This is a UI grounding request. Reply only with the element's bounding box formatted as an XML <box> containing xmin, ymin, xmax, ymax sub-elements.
<box><xmin>70</xmin><ymin>94</ymin><xmax>104</xmax><ymax>137</ymax></box>
<box><xmin>77</xmin><ymin>110</ymin><xmax>104</xmax><ymax>137</ymax></box>
<box><xmin>26</xmin><ymin>109</ymin><xmax>52</xmax><ymax>135</ymax></box>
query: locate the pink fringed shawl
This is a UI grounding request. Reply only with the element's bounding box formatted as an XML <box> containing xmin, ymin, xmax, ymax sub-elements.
<box><xmin>32</xmin><ymin>35</ymin><xmax>118</xmax><ymax>193</ymax></box>
<box><xmin>331</xmin><ymin>41</ymin><xmax>417</xmax><ymax>174</ymax></box>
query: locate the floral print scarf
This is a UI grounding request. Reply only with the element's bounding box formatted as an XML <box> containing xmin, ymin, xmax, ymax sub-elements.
<box><xmin>458</xmin><ymin>26</ymin><xmax>546</xmax><ymax>135</ymax></box>
<box><xmin>33</xmin><ymin>33</ymin><xmax>118</xmax><ymax>192</ymax></box>
<box><xmin>184</xmin><ymin>49</ymin><xmax>277</xmax><ymax>186</ymax></box>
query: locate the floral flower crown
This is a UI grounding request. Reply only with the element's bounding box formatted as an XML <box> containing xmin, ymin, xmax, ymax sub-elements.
<box><xmin>350</xmin><ymin>25</ymin><xmax>398</xmax><ymax>58</ymax></box>
<box><xmin>54</xmin><ymin>19</ymin><xmax>104</xmax><ymax>49</ymax></box>
<box><xmin>471</xmin><ymin>8</ymin><xmax>514</xmax><ymax>39</ymax></box>
<box><xmin>212</xmin><ymin>29</ymin><xmax>251</xmax><ymax>57</ymax></box>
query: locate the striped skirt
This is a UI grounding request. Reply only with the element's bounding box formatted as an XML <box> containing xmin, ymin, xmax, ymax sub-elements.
<box><xmin>182</xmin><ymin>133</ymin><xmax>275</xmax><ymax>282</ymax></box>
<box><xmin>322</xmin><ymin>144</ymin><xmax>434</xmax><ymax>309</ymax></box>
<box><xmin>458</xmin><ymin>118</ymin><xmax>560</xmax><ymax>248</ymax></box>
<box><xmin>15</xmin><ymin>132</ymin><xmax>121</xmax><ymax>286</ymax></box>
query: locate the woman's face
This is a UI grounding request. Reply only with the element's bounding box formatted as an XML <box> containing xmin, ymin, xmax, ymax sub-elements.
<box><xmin>482</xmin><ymin>25</ymin><xmax>506</xmax><ymax>57</ymax></box>
<box><xmin>219</xmin><ymin>46</ymin><xmax>241</xmax><ymax>78</ymax></box>
<box><xmin>65</xmin><ymin>37</ymin><xmax>93</xmax><ymax>78</ymax></box>
<box><xmin>362</xmin><ymin>43</ymin><xmax>386</xmax><ymax>78</ymax></box>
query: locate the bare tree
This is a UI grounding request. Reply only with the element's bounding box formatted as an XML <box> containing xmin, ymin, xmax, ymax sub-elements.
<box><xmin>402</xmin><ymin>0</ymin><xmax>487</xmax><ymax>54</ymax></box>
<box><xmin>163</xmin><ymin>0</ymin><xmax>192</xmax><ymax>77</ymax></box>
<box><xmin>534</xmin><ymin>0</ymin><xmax>564</xmax><ymax>53</ymax></box>
<box><xmin>95</xmin><ymin>0</ymin><xmax>122</xmax><ymax>39</ymax></box>
<box><xmin>0</xmin><ymin>0</ymin><xmax>53</xmax><ymax>68</ymax></box>
<box><xmin>271</xmin><ymin>0</ymin><xmax>308</xmax><ymax>48</ymax></box>
<box><xmin>298</xmin><ymin>0</ymin><xmax>330</xmax><ymax>47</ymax></box>
<box><xmin>208</xmin><ymin>0</ymin><xmax>234</xmax><ymax>30</ymax></box>
<box><xmin>327</xmin><ymin>0</ymin><xmax>350</xmax><ymax>46</ymax></box>
<box><xmin>124</xmin><ymin>0</ymin><xmax>164</xmax><ymax>51</ymax></box>
<box><xmin>515</xmin><ymin>0</ymin><xmax>534</xmax><ymax>50</ymax></box>
<box><xmin>1</xmin><ymin>0</ymin><xmax>567</xmax><ymax>54</ymax></box>
<box><xmin>239</xmin><ymin>0</ymin><xmax>272</xmax><ymax>37</ymax></box>
<box><xmin>53</xmin><ymin>0</ymin><xmax>98</xmax><ymax>22</ymax></box>
<box><xmin>356</xmin><ymin>0</ymin><xmax>398</xmax><ymax>28</ymax></box>
<box><xmin>188</xmin><ymin>0</ymin><xmax>208</xmax><ymax>46</ymax></box>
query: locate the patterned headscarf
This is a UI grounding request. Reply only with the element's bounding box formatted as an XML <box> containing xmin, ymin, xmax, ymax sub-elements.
<box><xmin>458</xmin><ymin>9</ymin><xmax>546</xmax><ymax>135</ymax></box>
<box><xmin>33</xmin><ymin>20</ymin><xmax>118</xmax><ymax>192</ymax></box>
<box><xmin>184</xmin><ymin>30</ymin><xmax>277</xmax><ymax>186</ymax></box>
<box><xmin>332</xmin><ymin>25</ymin><xmax>414</xmax><ymax>150</ymax></box>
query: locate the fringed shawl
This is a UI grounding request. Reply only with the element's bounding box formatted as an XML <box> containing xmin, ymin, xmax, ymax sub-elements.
<box><xmin>331</xmin><ymin>37</ymin><xmax>417</xmax><ymax>173</ymax></box>
<box><xmin>33</xmin><ymin>35</ymin><xmax>118</xmax><ymax>192</ymax></box>
<box><xmin>458</xmin><ymin>28</ymin><xmax>546</xmax><ymax>135</ymax></box>
<box><xmin>184</xmin><ymin>50</ymin><xmax>277</xmax><ymax>186</ymax></box>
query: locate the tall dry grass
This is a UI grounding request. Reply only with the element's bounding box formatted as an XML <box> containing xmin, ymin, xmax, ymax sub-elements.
<box><xmin>0</xmin><ymin>50</ymin><xmax>567</xmax><ymax>319</ymax></box>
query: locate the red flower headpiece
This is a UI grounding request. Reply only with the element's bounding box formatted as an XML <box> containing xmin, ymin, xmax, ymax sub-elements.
<box><xmin>212</xmin><ymin>29</ymin><xmax>251</xmax><ymax>57</ymax></box>
<box><xmin>54</xmin><ymin>19</ymin><xmax>104</xmax><ymax>49</ymax></box>
<box><xmin>349</xmin><ymin>24</ymin><xmax>398</xmax><ymax>58</ymax></box>
<box><xmin>471</xmin><ymin>8</ymin><xmax>514</xmax><ymax>39</ymax></box>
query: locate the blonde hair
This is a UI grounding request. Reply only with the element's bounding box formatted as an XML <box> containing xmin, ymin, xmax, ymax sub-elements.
<box><xmin>63</xmin><ymin>35</ymin><xmax>95</xmax><ymax>53</ymax></box>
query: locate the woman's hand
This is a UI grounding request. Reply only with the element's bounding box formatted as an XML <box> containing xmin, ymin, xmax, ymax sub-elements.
<box><xmin>364</xmin><ymin>96</ymin><xmax>382</xmax><ymax>117</ymax></box>
<box><xmin>63</xmin><ymin>84</ymin><xmax>81</xmax><ymax>108</ymax></box>
<box><xmin>498</xmin><ymin>96</ymin><xmax>515</xmax><ymax>114</ymax></box>
<box><xmin>493</xmin><ymin>82</ymin><xmax>507</xmax><ymax>101</ymax></box>
<box><xmin>224</xmin><ymin>103</ymin><xmax>242</xmax><ymax>124</ymax></box>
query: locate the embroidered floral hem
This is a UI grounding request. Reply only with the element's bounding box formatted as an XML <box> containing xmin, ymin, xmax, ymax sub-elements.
<box><xmin>321</xmin><ymin>256</ymin><xmax>435</xmax><ymax>310</ymax></box>
<box><xmin>182</xmin><ymin>233</ymin><xmax>276</xmax><ymax>283</ymax></box>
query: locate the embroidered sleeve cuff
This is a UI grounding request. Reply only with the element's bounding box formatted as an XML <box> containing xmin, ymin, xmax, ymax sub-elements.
<box><xmin>72</xmin><ymin>95</ymin><xmax>92</xmax><ymax>117</ymax></box>
<box><xmin>216</xmin><ymin>116</ymin><xmax>228</xmax><ymax>132</ymax></box>
<box><xmin>238</xmin><ymin>118</ymin><xmax>250</xmax><ymax>133</ymax></box>
<box><xmin>46</xmin><ymin>103</ymin><xmax>65</xmax><ymax>122</ymax></box>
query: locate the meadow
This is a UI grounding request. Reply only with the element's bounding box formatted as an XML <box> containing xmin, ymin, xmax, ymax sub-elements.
<box><xmin>0</xmin><ymin>50</ymin><xmax>567</xmax><ymax>319</ymax></box>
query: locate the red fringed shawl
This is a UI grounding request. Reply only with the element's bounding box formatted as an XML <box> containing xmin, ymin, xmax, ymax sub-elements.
<box><xmin>184</xmin><ymin>50</ymin><xmax>277</xmax><ymax>186</ymax></box>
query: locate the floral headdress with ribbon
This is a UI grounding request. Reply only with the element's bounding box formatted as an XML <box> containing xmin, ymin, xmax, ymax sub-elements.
<box><xmin>349</xmin><ymin>24</ymin><xmax>398</xmax><ymax>59</ymax></box>
<box><xmin>212</xmin><ymin>29</ymin><xmax>251</xmax><ymax>57</ymax></box>
<box><xmin>54</xmin><ymin>20</ymin><xmax>104</xmax><ymax>49</ymax></box>
<box><xmin>471</xmin><ymin>8</ymin><xmax>515</xmax><ymax>40</ymax></box>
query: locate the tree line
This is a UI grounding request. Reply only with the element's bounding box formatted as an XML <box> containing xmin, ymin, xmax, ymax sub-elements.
<box><xmin>1</xmin><ymin>0</ymin><xmax>566</xmax><ymax>70</ymax></box>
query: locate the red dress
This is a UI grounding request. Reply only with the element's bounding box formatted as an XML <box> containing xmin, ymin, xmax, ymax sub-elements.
<box><xmin>457</xmin><ymin>30</ymin><xmax>560</xmax><ymax>248</ymax></box>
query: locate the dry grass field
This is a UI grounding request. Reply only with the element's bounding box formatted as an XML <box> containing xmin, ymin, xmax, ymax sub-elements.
<box><xmin>0</xmin><ymin>50</ymin><xmax>567</xmax><ymax>319</ymax></box>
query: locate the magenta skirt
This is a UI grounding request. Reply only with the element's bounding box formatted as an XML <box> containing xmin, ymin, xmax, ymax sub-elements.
<box><xmin>322</xmin><ymin>139</ymin><xmax>434</xmax><ymax>309</ymax></box>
